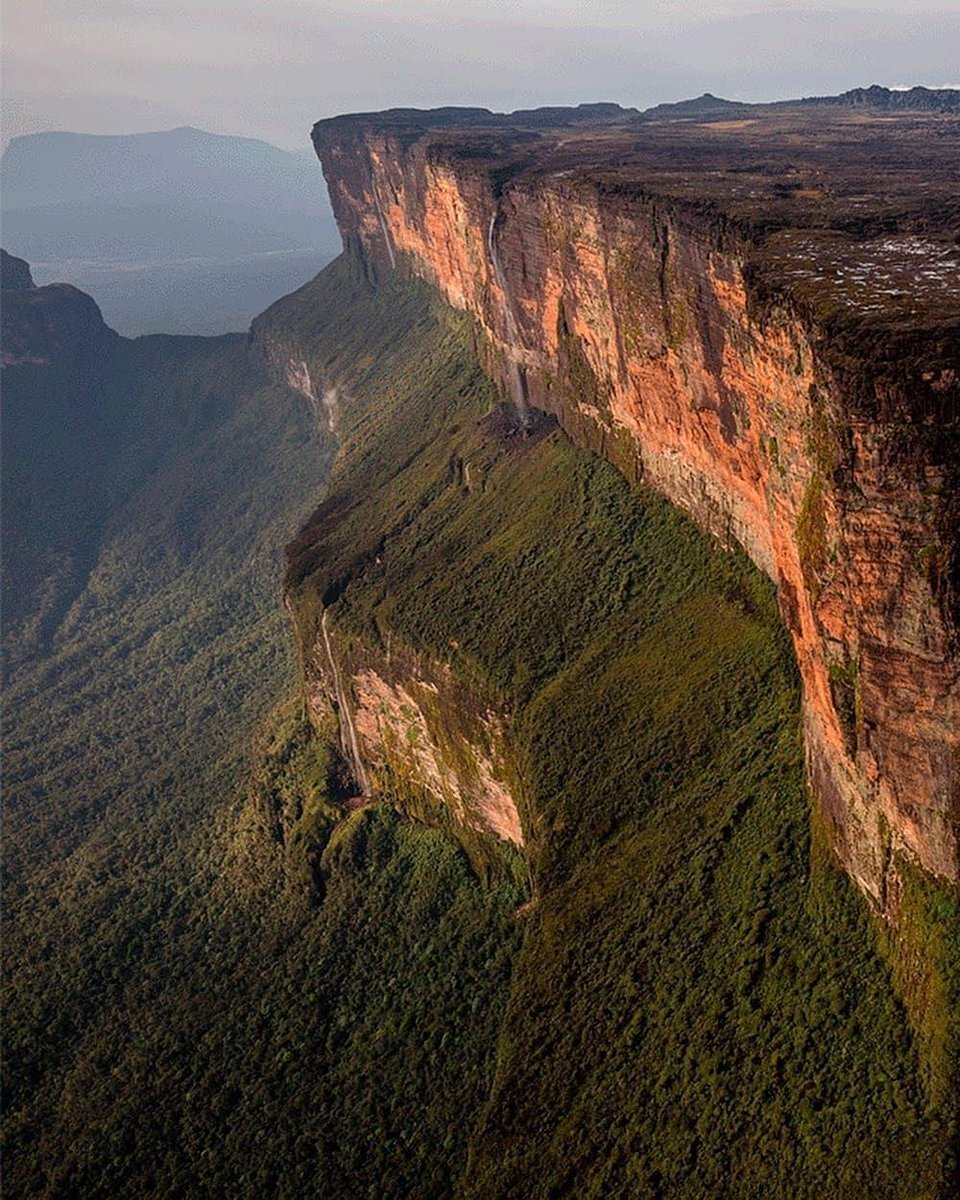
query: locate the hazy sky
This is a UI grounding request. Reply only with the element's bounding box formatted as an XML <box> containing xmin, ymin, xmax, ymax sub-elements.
<box><xmin>4</xmin><ymin>1</ymin><xmax>960</xmax><ymax>150</ymax></box>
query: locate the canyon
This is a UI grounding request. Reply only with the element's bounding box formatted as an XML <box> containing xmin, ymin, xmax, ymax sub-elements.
<box><xmin>309</xmin><ymin>95</ymin><xmax>960</xmax><ymax>908</ymax></box>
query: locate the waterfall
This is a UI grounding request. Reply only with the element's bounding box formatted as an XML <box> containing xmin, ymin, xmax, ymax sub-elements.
<box><xmin>487</xmin><ymin>210</ymin><xmax>531</xmax><ymax>428</ymax></box>
<box><xmin>321</xmin><ymin>608</ymin><xmax>369</xmax><ymax>795</ymax></box>
<box><xmin>370</xmin><ymin>170</ymin><xmax>396</xmax><ymax>272</ymax></box>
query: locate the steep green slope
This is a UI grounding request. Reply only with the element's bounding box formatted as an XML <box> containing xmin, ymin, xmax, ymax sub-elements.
<box><xmin>3</xmin><ymin>330</ymin><xmax>332</xmax><ymax>881</ymax></box>
<box><xmin>4</xmin><ymin>254</ymin><xmax>955</xmax><ymax>1199</ymax></box>
<box><xmin>263</xmin><ymin>260</ymin><xmax>955</xmax><ymax>1198</ymax></box>
<box><xmin>2</xmin><ymin>270</ymin><xmax>523</xmax><ymax>1198</ymax></box>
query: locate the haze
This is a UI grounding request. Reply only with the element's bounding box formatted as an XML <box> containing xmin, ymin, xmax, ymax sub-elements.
<box><xmin>5</xmin><ymin>1</ymin><xmax>960</xmax><ymax>150</ymax></box>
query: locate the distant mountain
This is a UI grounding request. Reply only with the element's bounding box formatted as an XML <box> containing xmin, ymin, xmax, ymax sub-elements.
<box><xmin>1</xmin><ymin>125</ymin><xmax>332</xmax><ymax>218</ymax></box>
<box><xmin>799</xmin><ymin>84</ymin><xmax>960</xmax><ymax>113</ymax></box>
<box><xmin>641</xmin><ymin>84</ymin><xmax>960</xmax><ymax>121</ymax></box>
<box><xmin>1</xmin><ymin>127</ymin><xmax>341</xmax><ymax>335</ymax></box>
<box><xmin>641</xmin><ymin>92</ymin><xmax>751</xmax><ymax>120</ymax></box>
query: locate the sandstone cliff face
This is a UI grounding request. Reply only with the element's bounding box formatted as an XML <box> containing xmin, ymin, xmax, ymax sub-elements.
<box><xmin>311</xmin><ymin>115</ymin><xmax>959</xmax><ymax>902</ymax></box>
<box><xmin>294</xmin><ymin>600</ymin><xmax>524</xmax><ymax>857</ymax></box>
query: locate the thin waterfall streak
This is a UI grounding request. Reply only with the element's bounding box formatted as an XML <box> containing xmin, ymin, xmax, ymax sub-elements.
<box><xmin>370</xmin><ymin>172</ymin><xmax>396</xmax><ymax>271</ymax></box>
<box><xmin>487</xmin><ymin>210</ymin><xmax>531</xmax><ymax>426</ymax></box>
<box><xmin>321</xmin><ymin>608</ymin><xmax>369</xmax><ymax>795</ymax></box>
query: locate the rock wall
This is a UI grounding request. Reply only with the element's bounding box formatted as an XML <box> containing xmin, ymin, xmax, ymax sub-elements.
<box><xmin>311</xmin><ymin>119</ymin><xmax>958</xmax><ymax>902</ymax></box>
<box><xmin>296</xmin><ymin>601</ymin><xmax>524</xmax><ymax>856</ymax></box>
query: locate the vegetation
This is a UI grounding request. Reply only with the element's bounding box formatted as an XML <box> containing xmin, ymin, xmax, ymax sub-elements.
<box><xmin>796</xmin><ymin>471</ymin><xmax>829</xmax><ymax>600</ymax></box>
<box><xmin>4</xmin><ymin>254</ymin><xmax>956</xmax><ymax>1198</ymax></box>
<box><xmin>274</xmin><ymin>261</ymin><xmax>956</xmax><ymax>1197</ymax></box>
<box><xmin>2</xmin><ymin>298</ymin><xmax>522</xmax><ymax>1199</ymax></box>
<box><xmin>882</xmin><ymin>858</ymin><xmax>960</xmax><ymax>1126</ymax></box>
<box><xmin>828</xmin><ymin>657</ymin><xmax>860</xmax><ymax>752</ymax></box>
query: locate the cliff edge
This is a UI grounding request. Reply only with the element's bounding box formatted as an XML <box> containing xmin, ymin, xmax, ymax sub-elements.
<box><xmin>310</xmin><ymin>97</ymin><xmax>960</xmax><ymax>904</ymax></box>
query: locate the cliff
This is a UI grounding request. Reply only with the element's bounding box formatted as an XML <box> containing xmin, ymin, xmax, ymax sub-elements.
<box><xmin>253</xmin><ymin>258</ymin><xmax>957</xmax><ymax>1197</ymax></box>
<box><xmin>252</xmin><ymin>265</ymin><xmax>528</xmax><ymax>873</ymax></box>
<box><xmin>5</xmin><ymin>180</ymin><xmax>956</xmax><ymax>1193</ymax></box>
<box><xmin>308</xmin><ymin>608</ymin><xmax>524</xmax><ymax>853</ymax></box>
<box><xmin>310</xmin><ymin>100</ymin><xmax>960</xmax><ymax>904</ymax></box>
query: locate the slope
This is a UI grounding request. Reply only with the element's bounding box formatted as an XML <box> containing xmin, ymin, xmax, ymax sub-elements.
<box><xmin>264</xmin><ymin>258</ymin><xmax>956</xmax><ymax>1199</ymax></box>
<box><xmin>2</xmin><ymin>260</ymin><xmax>522</xmax><ymax>1198</ymax></box>
<box><xmin>4</xmin><ymin>250</ymin><xmax>956</xmax><ymax>1199</ymax></box>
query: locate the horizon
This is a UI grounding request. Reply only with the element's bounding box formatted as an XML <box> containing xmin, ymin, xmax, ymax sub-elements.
<box><xmin>5</xmin><ymin>79</ymin><xmax>960</xmax><ymax>156</ymax></box>
<box><xmin>5</xmin><ymin>2</ymin><xmax>960</xmax><ymax>149</ymax></box>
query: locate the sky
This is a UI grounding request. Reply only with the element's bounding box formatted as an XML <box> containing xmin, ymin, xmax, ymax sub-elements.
<box><xmin>4</xmin><ymin>1</ymin><xmax>960</xmax><ymax>150</ymax></box>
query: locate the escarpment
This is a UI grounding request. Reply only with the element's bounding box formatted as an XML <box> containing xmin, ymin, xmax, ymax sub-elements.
<box><xmin>255</xmin><ymin>257</ymin><xmax>957</xmax><ymax>1194</ymax></box>
<box><xmin>310</xmin><ymin>102</ymin><xmax>960</xmax><ymax>903</ymax></box>
<box><xmin>251</xmin><ymin>262</ymin><xmax>531</xmax><ymax>870</ymax></box>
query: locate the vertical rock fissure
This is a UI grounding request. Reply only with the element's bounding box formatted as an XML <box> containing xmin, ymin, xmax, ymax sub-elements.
<box><xmin>487</xmin><ymin>208</ymin><xmax>531</xmax><ymax>427</ymax></box>
<box><xmin>657</xmin><ymin>221</ymin><xmax>671</xmax><ymax>340</ymax></box>
<box><xmin>321</xmin><ymin>608</ymin><xmax>369</xmax><ymax>795</ymax></box>
<box><xmin>369</xmin><ymin>164</ymin><xmax>397</xmax><ymax>272</ymax></box>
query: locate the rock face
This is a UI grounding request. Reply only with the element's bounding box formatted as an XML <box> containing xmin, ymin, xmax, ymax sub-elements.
<box><xmin>1</xmin><ymin>248</ymin><xmax>34</xmax><ymax>291</ymax></box>
<box><xmin>311</xmin><ymin>102</ymin><xmax>960</xmax><ymax>902</ymax></box>
<box><xmin>303</xmin><ymin>616</ymin><xmax>523</xmax><ymax>852</ymax></box>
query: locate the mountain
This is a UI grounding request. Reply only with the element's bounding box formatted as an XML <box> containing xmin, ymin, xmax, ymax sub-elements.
<box><xmin>256</xmin><ymin>236</ymin><xmax>958</xmax><ymax>1200</ymax></box>
<box><xmin>312</xmin><ymin>96</ymin><xmax>960</xmax><ymax>896</ymax></box>
<box><xmin>799</xmin><ymin>83</ymin><xmax>960</xmax><ymax>113</ymax></box>
<box><xmin>306</xmin><ymin>97</ymin><xmax>958</xmax><ymax>1191</ymax></box>
<box><xmin>639</xmin><ymin>84</ymin><xmax>960</xmax><ymax>122</ymax></box>
<box><xmin>2</xmin><ymin>125</ymin><xmax>331</xmax><ymax>211</ymax></box>
<box><xmin>1</xmin><ymin>247</ymin><xmax>118</xmax><ymax>369</ymax></box>
<box><xmin>6</xmin><ymin>241</ymin><xmax>952</xmax><ymax>1199</ymax></box>
<box><xmin>1</xmin><ymin>127</ymin><xmax>341</xmax><ymax>335</ymax></box>
<box><xmin>1</xmin><ymin>247</ymin><xmax>33</xmax><ymax>289</ymax></box>
<box><xmin>3</xmin><ymin>89</ymin><xmax>959</xmax><ymax>1200</ymax></box>
<box><xmin>640</xmin><ymin>91</ymin><xmax>751</xmax><ymax>119</ymax></box>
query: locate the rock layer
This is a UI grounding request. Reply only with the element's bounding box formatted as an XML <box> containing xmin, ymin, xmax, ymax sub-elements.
<box><xmin>311</xmin><ymin>105</ymin><xmax>960</xmax><ymax>902</ymax></box>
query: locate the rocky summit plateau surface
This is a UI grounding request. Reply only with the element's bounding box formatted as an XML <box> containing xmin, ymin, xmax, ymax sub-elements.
<box><xmin>310</xmin><ymin>88</ymin><xmax>960</xmax><ymax>909</ymax></box>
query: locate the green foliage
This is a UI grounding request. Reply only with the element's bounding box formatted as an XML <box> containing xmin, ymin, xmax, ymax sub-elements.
<box><xmin>828</xmin><ymin>657</ymin><xmax>860</xmax><ymax>752</ymax></box>
<box><xmin>239</xmin><ymin>702</ymin><xmax>342</xmax><ymax>902</ymax></box>
<box><xmin>882</xmin><ymin>858</ymin><xmax>960</xmax><ymax>1119</ymax></box>
<box><xmin>805</xmin><ymin>383</ymin><xmax>840</xmax><ymax>477</ymax></box>
<box><xmin>556</xmin><ymin>305</ymin><xmax>612</xmax><ymax>416</ymax></box>
<box><xmin>2</xmin><ymin>298</ymin><xmax>522</xmax><ymax>1199</ymax></box>
<box><xmin>465</xmin><ymin>784</ymin><xmax>939</xmax><ymax>1199</ymax></box>
<box><xmin>5</xmin><ymin>255</ymin><xmax>954</xmax><ymax>1199</ymax></box>
<box><xmin>2</xmin><ymin>329</ymin><xmax>328</xmax><ymax>1194</ymax></box>
<box><xmin>796</xmin><ymin>471</ymin><xmax>828</xmax><ymax>599</ymax></box>
<box><xmin>278</xmin><ymin>263</ymin><xmax>951</xmax><ymax>1197</ymax></box>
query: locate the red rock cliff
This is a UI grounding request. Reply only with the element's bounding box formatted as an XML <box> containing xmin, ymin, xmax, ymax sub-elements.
<box><xmin>311</xmin><ymin>105</ymin><xmax>960</xmax><ymax>903</ymax></box>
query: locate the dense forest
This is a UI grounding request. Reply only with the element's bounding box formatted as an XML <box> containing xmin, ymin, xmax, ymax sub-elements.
<box><xmin>3</xmin><ymin>255</ymin><xmax>957</xmax><ymax>1197</ymax></box>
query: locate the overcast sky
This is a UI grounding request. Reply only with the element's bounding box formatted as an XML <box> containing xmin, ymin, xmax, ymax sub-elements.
<box><xmin>4</xmin><ymin>1</ymin><xmax>960</xmax><ymax>150</ymax></box>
